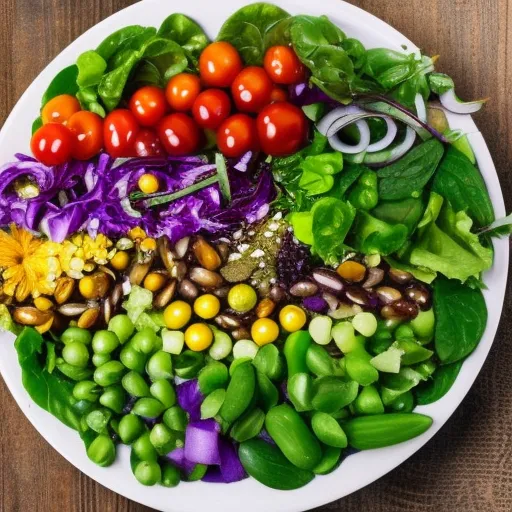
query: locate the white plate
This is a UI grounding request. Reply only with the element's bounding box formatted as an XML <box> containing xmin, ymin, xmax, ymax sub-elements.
<box><xmin>0</xmin><ymin>0</ymin><xmax>508</xmax><ymax>511</ymax></box>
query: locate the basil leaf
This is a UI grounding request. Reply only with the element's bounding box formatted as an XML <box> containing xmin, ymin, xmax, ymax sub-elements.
<box><xmin>415</xmin><ymin>361</ymin><xmax>463</xmax><ymax>405</ymax></box>
<box><xmin>433</xmin><ymin>277</ymin><xmax>487</xmax><ymax>364</ymax></box>
<box><xmin>429</xmin><ymin>72</ymin><xmax>455</xmax><ymax>95</ymax></box>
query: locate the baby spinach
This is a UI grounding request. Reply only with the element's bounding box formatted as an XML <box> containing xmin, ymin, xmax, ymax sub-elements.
<box><xmin>96</xmin><ymin>25</ymin><xmax>150</xmax><ymax>61</ymax></box>
<box><xmin>41</xmin><ymin>65</ymin><xmax>80</xmax><ymax>106</ymax></box>
<box><xmin>433</xmin><ymin>276</ymin><xmax>487</xmax><ymax>364</ymax></box>
<box><xmin>298</xmin><ymin>153</ymin><xmax>343</xmax><ymax>196</ymax></box>
<box><xmin>415</xmin><ymin>361</ymin><xmax>463</xmax><ymax>405</ymax></box>
<box><xmin>372</xmin><ymin>196</ymin><xmax>426</xmax><ymax>234</ymax></box>
<box><xmin>432</xmin><ymin>146</ymin><xmax>495</xmax><ymax>227</ymax></box>
<box><xmin>76</xmin><ymin>50</ymin><xmax>107</xmax><ymax>88</ymax></box>
<box><xmin>377</xmin><ymin>139</ymin><xmax>444</xmax><ymax>201</ymax></box>
<box><xmin>216</xmin><ymin>3</ymin><xmax>290</xmax><ymax>65</ymax></box>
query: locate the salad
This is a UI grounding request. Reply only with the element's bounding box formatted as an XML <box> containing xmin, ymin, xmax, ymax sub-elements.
<box><xmin>0</xmin><ymin>2</ymin><xmax>510</xmax><ymax>491</ymax></box>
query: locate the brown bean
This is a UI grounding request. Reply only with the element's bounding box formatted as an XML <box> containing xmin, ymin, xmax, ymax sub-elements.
<box><xmin>193</xmin><ymin>237</ymin><xmax>222</xmax><ymax>271</ymax></box>
<box><xmin>171</xmin><ymin>261</ymin><xmax>187</xmax><ymax>280</ymax></box>
<box><xmin>232</xmin><ymin>327</ymin><xmax>251</xmax><ymax>341</ymax></box>
<box><xmin>216</xmin><ymin>243</ymin><xmax>230</xmax><ymax>262</ymax></box>
<box><xmin>158</xmin><ymin>236</ymin><xmax>176</xmax><ymax>273</ymax></box>
<box><xmin>312</xmin><ymin>269</ymin><xmax>344</xmax><ymax>292</ymax></box>
<box><xmin>215</xmin><ymin>314</ymin><xmax>241</xmax><ymax>329</ymax></box>
<box><xmin>381</xmin><ymin>300</ymin><xmax>419</xmax><ymax>320</ymax></box>
<box><xmin>345</xmin><ymin>287</ymin><xmax>369</xmax><ymax>306</ymax></box>
<box><xmin>269</xmin><ymin>285</ymin><xmax>286</xmax><ymax>303</ymax></box>
<box><xmin>13</xmin><ymin>307</ymin><xmax>52</xmax><ymax>326</ymax></box>
<box><xmin>129</xmin><ymin>261</ymin><xmax>152</xmax><ymax>286</ymax></box>
<box><xmin>78</xmin><ymin>307</ymin><xmax>100</xmax><ymax>329</ymax></box>
<box><xmin>153</xmin><ymin>280</ymin><xmax>177</xmax><ymax>309</ymax></box>
<box><xmin>179</xmin><ymin>279</ymin><xmax>199</xmax><ymax>300</ymax></box>
<box><xmin>174</xmin><ymin>237</ymin><xmax>190</xmax><ymax>259</ymax></box>
<box><xmin>363</xmin><ymin>268</ymin><xmax>385</xmax><ymax>289</ymax></box>
<box><xmin>322</xmin><ymin>292</ymin><xmax>339</xmax><ymax>312</ymax></box>
<box><xmin>404</xmin><ymin>284</ymin><xmax>431</xmax><ymax>310</ymax></box>
<box><xmin>328</xmin><ymin>303</ymin><xmax>363</xmax><ymax>320</ymax></box>
<box><xmin>110</xmin><ymin>284</ymin><xmax>123</xmax><ymax>308</ymax></box>
<box><xmin>102</xmin><ymin>298</ymin><xmax>113</xmax><ymax>325</ymax></box>
<box><xmin>54</xmin><ymin>277</ymin><xmax>75</xmax><ymax>305</ymax></box>
<box><xmin>189</xmin><ymin>267</ymin><xmax>223</xmax><ymax>289</ymax></box>
<box><xmin>213</xmin><ymin>286</ymin><xmax>230</xmax><ymax>299</ymax></box>
<box><xmin>256</xmin><ymin>298</ymin><xmax>276</xmax><ymax>318</ymax></box>
<box><xmin>389</xmin><ymin>268</ymin><xmax>413</xmax><ymax>285</ymax></box>
<box><xmin>376</xmin><ymin>286</ymin><xmax>402</xmax><ymax>304</ymax></box>
<box><xmin>289</xmin><ymin>281</ymin><xmax>319</xmax><ymax>297</ymax></box>
<box><xmin>57</xmin><ymin>303</ymin><xmax>89</xmax><ymax>317</ymax></box>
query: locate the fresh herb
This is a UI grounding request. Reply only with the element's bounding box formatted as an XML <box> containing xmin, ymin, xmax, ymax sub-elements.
<box><xmin>428</xmin><ymin>72</ymin><xmax>455</xmax><ymax>95</ymax></box>
<box><xmin>415</xmin><ymin>360</ymin><xmax>463</xmax><ymax>405</ymax></box>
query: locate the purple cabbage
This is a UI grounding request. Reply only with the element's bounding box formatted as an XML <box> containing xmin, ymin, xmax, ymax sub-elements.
<box><xmin>166</xmin><ymin>447</ymin><xmax>197</xmax><ymax>476</ymax></box>
<box><xmin>184</xmin><ymin>419</ymin><xmax>221</xmax><ymax>465</ymax></box>
<box><xmin>202</xmin><ymin>438</ymin><xmax>246</xmax><ymax>484</ymax></box>
<box><xmin>303</xmin><ymin>295</ymin><xmax>329</xmax><ymax>313</ymax></box>
<box><xmin>176</xmin><ymin>379</ymin><xmax>203</xmax><ymax>422</ymax></box>
<box><xmin>288</xmin><ymin>82</ymin><xmax>335</xmax><ymax>107</ymax></box>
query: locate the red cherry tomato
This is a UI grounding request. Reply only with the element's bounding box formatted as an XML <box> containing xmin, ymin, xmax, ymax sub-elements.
<box><xmin>263</xmin><ymin>46</ymin><xmax>306</xmax><ymax>85</ymax></box>
<box><xmin>192</xmin><ymin>89</ymin><xmax>231</xmax><ymax>130</ymax></box>
<box><xmin>158</xmin><ymin>113</ymin><xmax>200</xmax><ymax>156</ymax></box>
<box><xmin>104</xmin><ymin>109</ymin><xmax>140</xmax><ymax>158</ymax></box>
<box><xmin>30</xmin><ymin>123</ymin><xmax>73</xmax><ymax>166</ymax></box>
<box><xmin>133</xmin><ymin>129</ymin><xmax>166</xmax><ymax>157</ymax></box>
<box><xmin>199</xmin><ymin>42</ymin><xmax>243</xmax><ymax>88</ymax></box>
<box><xmin>270</xmin><ymin>87</ymin><xmax>288</xmax><ymax>103</ymax></box>
<box><xmin>217</xmin><ymin>114</ymin><xmax>258</xmax><ymax>158</ymax></box>
<box><xmin>165</xmin><ymin>73</ymin><xmax>201</xmax><ymax>112</ymax></box>
<box><xmin>129</xmin><ymin>86</ymin><xmax>167</xmax><ymax>127</ymax></box>
<box><xmin>67</xmin><ymin>111</ymin><xmax>104</xmax><ymax>160</ymax></box>
<box><xmin>231</xmin><ymin>67</ymin><xmax>273</xmax><ymax>113</ymax></box>
<box><xmin>41</xmin><ymin>94</ymin><xmax>81</xmax><ymax>125</ymax></box>
<box><xmin>256</xmin><ymin>102</ymin><xmax>308</xmax><ymax>156</ymax></box>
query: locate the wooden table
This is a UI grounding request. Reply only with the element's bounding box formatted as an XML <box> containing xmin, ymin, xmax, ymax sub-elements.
<box><xmin>0</xmin><ymin>1</ymin><xmax>511</xmax><ymax>510</ymax></box>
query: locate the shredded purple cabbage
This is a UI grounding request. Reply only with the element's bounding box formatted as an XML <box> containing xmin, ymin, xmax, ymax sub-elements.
<box><xmin>202</xmin><ymin>438</ymin><xmax>247</xmax><ymax>484</ymax></box>
<box><xmin>176</xmin><ymin>379</ymin><xmax>203</xmax><ymax>422</ymax></box>
<box><xmin>288</xmin><ymin>82</ymin><xmax>335</xmax><ymax>107</ymax></box>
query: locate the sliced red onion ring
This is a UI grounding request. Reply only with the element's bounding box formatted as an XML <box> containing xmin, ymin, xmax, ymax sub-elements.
<box><xmin>363</xmin><ymin>126</ymin><xmax>417</xmax><ymax>166</ymax></box>
<box><xmin>439</xmin><ymin>88</ymin><xmax>488</xmax><ymax>114</ymax></box>
<box><xmin>366</xmin><ymin>117</ymin><xmax>398</xmax><ymax>153</ymax></box>
<box><xmin>415</xmin><ymin>94</ymin><xmax>427</xmax><ymax>123</ymax></box>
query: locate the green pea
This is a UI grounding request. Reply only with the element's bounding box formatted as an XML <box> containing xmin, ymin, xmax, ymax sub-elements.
<box><xmin>174</xmin><ymin>350</ymin><xmax>204</xmax><ymax>379</ymax></box>
<box><xmin>86</xmin><ymin>408</ymin><xmax>112</xmax><ymax>434</ymax></box>
<box><xmin>87</xmin><ymin>435</ymin><xmax>116</xmax><ymax>467</ymax></box>
<box><xmin>99</xmin><ymin>385</ymin><xmax>126</xmax><ymax>414</ymax></box>
<box><xmin>149</xmin><ymin>423</ymin><xmax>176</xmax><ymax>455</ymax></box>
<box><xmin>388</xmin><ymin>390</ymin><xmax>415</xmax><ymax>413</ymax></box>
<box><xmin>229</xmin><ymin>357</ymin><xmax>251</xmax><ymax>376</ymax></box>
<box><xmin>94</xmin><ymin>361</ymin><xmax>126</xmax><ymax>387</ymax></box>
<box><xmin>163</xmin><ymin>406</ymin><xmax>188</xmax><ymax>432</ymax></box>
<box><xmin>313</xmin><ymin>446</ymin><xmax>342</xmax><ymax>475</ymax></box>
<box><xmin>200</xmin><ymin>388</ymin><xmax>226</xmax><ymax>419</ymax></box>
<box><xmin>132</xmin><ymin>397</ymin><xmax>166</xmax><ymax>419</ymax></box>
<box><xmin>219</xmin><ymin>363</ymin><xmax>255</xmax><ymax>424</ymax></box>
<box><xmin>146</xmin><ymin>351</ymin><xmax>173</xmax><ymax>381</ymax></box>
<box><xmin>108</xmin><ymin>314</ymin><xmax>134</xmax><ymax>344</ymax></box>
<box><xmin>394</xmin><ymin>339</ymin><xmax>433</xmax><ymax>365</ymax></box>
<box><xmin>410</xmin><ymin>309</ymin><xmax>435</xmax><ymax>343</ymax></box>
<box><xmin>230</xmin><ymin>407</ymin><xmax>265</xmax><ymax>443</ymax></box>
<box><xmin>110</xmin><ymin>418</ymin><xmax>120</xmax><ymax>436</ymax></box>
<box><xmin>198</xmin><ymin>361</ymin><xmax>228</xmax><ymax>395</ymax></box>
<box><xmin>415</xmin><ymin>359</ymin><xmax>437</xmax><ymax>380</ymax></box>
<box><xmin>61</xmin><ymin>326</ymin><xmax>92</xmax><ymax>345</ymax></box>
<box><xmin>161</xmin><ymin>463</ymin><xmax>181</xmax><ymax>487</ymax></box>
<box><xmin>92</xmin><ymin>330</ymin><xmax>120</xmax><ymax>355</ymax></box>
<box><xmin>134</xmin><ymin>460</ymin><xmax>161</xmax><ymax>486</ymax></box>
<box><xmin>186</xmin><ymin>464</ymin><xmax>207</xmax><ymax>481</ymax></box>
<box><xmin>150</xmin><ymin>380</ymin><xmax>176</xmax><ymax>408</ymax></box>
<box><xmin>92</xmin><ymin>353</ymin><xmax>111</xmax><ymax>367</ymax></box>
<box><xmin>120</xmin><ymin>343</ymin><xmax>147</xmax><ymax>373</ymax></box>
<box><xmin>353</xmin><ymin>385</ymin><xmax>385</xmax><ymax>415</ymax></box>
<box><xmin>73</xmin><ymin>380</ymin><xmax>101</xmax><ymax>402</ymax></box>
<box><xmin>132</xmin><ymin>432</ymin><xmax>158</xmax><ymax>462</ymax></box>
<box><xmin>256</xmin><ymin>371</ymin><xmax>278</xmax><ymax>412</ymax></box>
<box><xmin>132</xmin><ymin>328</ymin><xmax>159</xmax><ymax>355</ymax></box>
<box><xmin>62</xmin><ymin>342</ymin><xmax>90</xmax><ymax>368</ymax></box>
<box><xmin>306</xmin><ymin>344</ymin><xmax>341</xmax><ymax>376</ymax></box>
<box><xmin>287</xmin><ymin>373</ymin><xmax>314</xmax><ymax>412</ymax></box>
<box><xmin>252</xmin><ymin>344</ymin><xmax>284</xmax><ymax>381</ymax></box>
<box><xmin>56</xmin><ymin>359</ymin><xmax>93</xmax><ymax>381</ymax></box>
<box><xmin>311</xmin><ymin>412</ymin><xmax>348</xmax><ymax>448</ymax></box>
<box><xmin>395</xmin><ymin>324</ymin><xmax>415</xmax><ymax>341</ymax></box>
<box><xmin>118</xmin><ymin>414</ymin><xmax>145</xmax><ymax>444</ymax></box>
<box><xmin>122</xmin><ymin>371</ymin><xmax>151</xmax><ymax>397</ymax></box>
<box><xmin>283</xmin><ymin>330</ymin><xmax>312</xmax><ymax>378</ymax></box>
<box><xmin>312</xmin><ymin>377</ymin><xmax>359</xmax><ymax>414</ymax></box>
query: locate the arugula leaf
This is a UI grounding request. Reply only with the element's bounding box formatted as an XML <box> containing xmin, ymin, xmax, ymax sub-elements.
<box><xmin>415</xmin><ymin>361</ymin><xmax>463</xmax><ymax>405</ymax></box>
<box><xmin>433</xmin><ymin>277</ymin><xmax>487</xmax><ymax>364</ymax></box>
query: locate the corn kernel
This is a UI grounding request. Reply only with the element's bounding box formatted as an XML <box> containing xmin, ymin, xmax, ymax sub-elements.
<box><xmin>140</xmin><ymin>238</ymin><xmax>157</xmax><ymax>252</ymax></box>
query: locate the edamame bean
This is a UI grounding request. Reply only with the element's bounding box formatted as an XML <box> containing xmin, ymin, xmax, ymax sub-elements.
<box><xmin>149</xmin><ymin>423</ymin><xmax>176</xmax><ymax>455</ymax></box>
<box><xmin>311</xmin><ymin>412</ymin><xmax>348</xmax><ymax>448</ymax></box>
<box><xmin>122</xmin><ymin>371</ymin><xmax>151</xmax><ymax>397</ymax></box>
<box><xmin>388</xmin><ymin>390</ymin><xmax>415</xmax><ymax>413</ymax></box>
<box><xmin>198</xmin><ymin>361</ymin><xmax>228</xmax><ymax>395</ymax></box>
<box><xmin>132</xmin><ymin>432</ymin><xmax>158</xmax><ymax>462</ymax></box>
<box><xmin>345</xmin><ymin>347</ymin><xmax>379</xmax><ymax>386</ymax></box>
<box><xmin>200</xmin><ymin>388</ymin><xmax>226</xmax><ymax>419</ymax></box>
<box><xmin>233</xmin><ymin>339</ymin><xmax>259</xmax><ymax>360</ymax></box>
<box><xmin>306</xmin><ymin>344</ymin><xmax>340</xmax><ymax>376</ymax></box>
<box><xmin>61</xmin><ymin>326</ymin><xmax>92</xmax><ymax>345</ymax></box>
<box><xmin>92</xmin><ymin>330</ymin><xmax>120</xmax><ymax>355</ymax></box>
<box><xmin>186</xmin><ymin>464</ymin><xmax>207</xmax><ymax>481</ymax></box>
<box><xmin>229</xmin><ymin>357</ymin><xmax>252</xmax><ymax>376</ymax></box>
<box><xmin>252</xmin><ymin>344</ymin><xmax>284</xmax><ymax>381</ymax></box>
<box><xmin>86</xmin><ymin>409</ymin><xmax>112</xmax><ymax>434</ymax></box>
<box><xmin>394</xmin><ymin>324</ymin><xmax>415</xmax><ymax>341</ymax></box>
<box><xmin>230</xmin><ymin>407</ymin><xmax>265</xmax><ymax>443</ymax></box>
<box><xmin>332</xmin><ymin>322</ymin><xmax>358</xmax><ymax>353</ymax></box>
<box><xmin>118</xmin><ymin>414</ymin><xmax>145</xmax><ymax>444</ymax></box>
<box><xmin>312</xmin><ymin>377</ymin><xmax>358</xmax><ymax>414</ymax></box>
<box><xmin>134</xmin><ymin>460</ymin><xmax>161</xmax><ymax>486</ymax></box>
<box><xmin>120</xmin><ymin>344</ymin><xmax>147</xmax><ymax>373</ymax></box>
<box><xmin>56</xmin><ymin>360</ymin><xmax>93</xmax><ymax>381</ymax></box>
<box><xmin>161</xmin><ymin>463</ymin><xmax>181</xmax><ymax>487</ymax></box>
<box><xmin>132</xmin><ymin>397</ymin><xmax>166</xmax><ymax>419</ymax></box>
<box><xmin>256</xmin><ymin>371</ymin><xmax>278</xmax><ymax>412</ymax></box>
<box><xmin>62</xmin><ymin>342</ymin><xmax>90</xmax><ymax>368</ymax></box>
<box><xmin>353</xmin><ymin>385</ymin><xmax>385</xmax><ymax>415</ymax></box>
<box><xmin>99</xmin><ymin>385</ymin><xmax>126</xmax><ymax>414</ymax></box>
<box><xmin>94</xmin><ymin>361</ymin><xmax>126</xmax><ymax>387</ymax></box>
<box><xmin>173</xmin><ymin>350</ymin><xmax>203</xmax><ymax>379</ymax></box>
<box><xmin>132</xmin><ymin>328</ymin><xmax>159</xmax><ymax>355</ymax></box>
<box><xmin>313</xmin><ymin>446</ymin><xmax>342</xmax><ymax>475</ymax></box>
<box><xmin>163</xmin><ymin>406</ymin><xmax>188</xmax><ymax>432</ymax></box>
<box><xmin>208</xmin><ymin>328</ymin><xmax>233</xmax><ymax>360</ymax></box>
<box><xmin>283</xmin><ymin>331</ymin><xmax>312</xmax><ymax>378</ymax></box>
<box><xmin>150</xmin><ymin>380</ymin><xmax>176</xmax><ymax>408</ymax></box>
<box><xmin>87</xmin><ymin>435</ymin><xmax>116</xmax><ymax>467</ymax></box>
<box><xmin>73</xmin><ymin>380</ymin><xmax>100</xmax><ymax>402</ymax></box>
<box><xmin>92</xmin><ymin>353</ymin><xmax>111</xmax><ymax>367</ymax></box>
<box><xmin>146</xmin><ymin>351</ymin><xmax>173</xmax><ymax>381</ymax></box>
<box><xmin>108</xmin><ymin>314</ymin><xmax>134</xmax><ymax>344</ymax></box>
<box><xmin>410</xmin><ymin>309</ymin><xmax>435</xmax><ymax>342</ymax></box>
<box><xmin>219</xmin><ymin>363</ymin><xmax>255</xmax><ymax>424</ymax></box>
<box><xmin>287</xmin><ymin>373</ymin><xmax>314</xmax><ymax>412</ymax></box>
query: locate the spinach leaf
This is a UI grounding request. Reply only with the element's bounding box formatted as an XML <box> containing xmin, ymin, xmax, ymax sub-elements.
<box><xmin>14</xmin><ymin>328</ymin><xmax>83</xmax><ymax>431</ymax></box>
<box><xmin>217</xmin><ymin>3</ymin><xmax>290</xmax><ymax>65</ymax></box>
<box><xmin>76</xmin><ymin>87</ymin><xmax>106</xmax><ymax>117</ymax></box>
<box><xmin>96</xmin><ymin>25</ymin><xmax>148</xmax><ymax>60</ymax></box>
<box><xmin>41</xmin><ymin>65</ymin><xmax>79</xmax><ymax>106</ymax></box>
<box><xmin>299</xmin><ymin>153</ymin><xmax>343</xmax><ymax>196</ymax></box>
<box><xmin>76</xmin><ymin>50</ymin><xmax>107</xmax><ymax>88</ymax></box>
<box><xmin>377</xmin><ymin>139</ymin><xmax>444</xmax><ymax>200</ymax></box>
<box><xmin>288</xmin><ymin>211</ymin><xmax>314</xmax><ymax>245</ymax></box>
<box><xmin>415</xmin><ymin>360</ymin><xmax>463</xmax><ymax>405</ymax></box>
<box><xmin>432</xmin><ymin>146</ymin><xmax>495</xmax><ymax>227</ymax></box>
<box><xmin>372</xmin><ymin>196</ymin><xmax>426</xmax><ymax>234</ymax></box>
<box><xmin>433</xmin><ymin>276</ymin><xmax>487</xmax><ymax>364</ymax></box>
<box><xmin>332</xmin><ymin>164</ymin><xmax>364</xmax><ymax>198</ymax></box>
<box><xmin>143</xmin><ymin>38</ymin><xmax>188</xmax><ymax>82</ymax></box>
<box><xmin>31</xmin><ymin>117</ymin><xmax>43</xmax><ymax>134</ymax></box>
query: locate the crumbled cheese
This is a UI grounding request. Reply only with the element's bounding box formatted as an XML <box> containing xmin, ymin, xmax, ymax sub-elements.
<box><xmin>237</xmin><ymin>243</ymin><xmax>250</xmax><ymax>253</ymax></box>
<box><xmin>228</xmin><ymin>253</ymin><xmax>242</xmax><ymax>262</ymax></box>
<box><xmin>273</xmin><ymin>212</ymin><xmax>283</xmax><ymax>221</ymax></box>
<box><xmin>250</xmin><ymin>249</ymin><xmax>265</xmax><ymax>258</ymax></box>
<box><xmin>259</xmin><ymin>261</ymin><xmax>266</xmax><ymax>268</ymax></box>
<box><xmin>268</xmin><ymin>222</ymin><xmax>280</xmax><ymax>232</ymax></box>
<box><xmin>233</xmin><ymin>230</ymin><xmax>243</xmax><ymax>240</ymax></box>
<box><xmin>263</xmin><ymin>231</ymin><xmax>273</xmax><ymax>238</ymax></box>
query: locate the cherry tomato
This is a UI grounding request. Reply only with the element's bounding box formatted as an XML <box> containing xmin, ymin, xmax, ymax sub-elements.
<box><xmin>231</xmin><ymin>67</ymin><xmax>273</xmax><ymax>113</ymax></box>
<box><xmin>199</xmin><ymin>42</ymin><xmax>243</xmax><ymax>88</ymax></box>
<box><xmin>217</xmin><ymin>114</ymin><xmax>258</xmax><ymax>158</ymax></box>
<box><xmin>41</xmin><ymin>94</ymin><xmax>81</xmax><ymax>125</ymax></box>
<box><xmin>30</xmin><ymin>123</ymin><xmax>73</xmax><ymax>166</ymax></box>
<box><xmin>158</xmin><ymin>113</ymin><xmax>200</xmax><ymax>156</ymax></box>
<box><xmin>133</xmin><ymin>129</ymin><xmax>165</xmax><ymax>157</ymax></box>
<box><xmin>165</xmin><ymin>73</ymin><xmax>201</xmax><ymax>112</ymax></box>
<box><xmin>67</xmin><ymin>111</ymin><xmax>103</xmax><ymax>160</ymax></box>
<box><xmin>263</xmin><ymin>46</ymin><xmax>306</xmax><ymax>85</ymax></box>
<box><xmin>256</xmin><ymin>102</ymin><xmax>308</xmax><ymax>156</ymax></box>
<box><xmin>129</xmin><ymin>86</ymin><xmax>167</xmax><ymax>127</ymax></box>
<box><xmin>192</xmin><ymin>89</ymin><xmax>231</xmax><ymax>130</ymax></box>
<box><xmin>103</xmin><ymin>109</ymin><xmax>140</xmax><ymax>158</ymax></box>
<box><xmin>270</xmin><ymin>87</ymin><xmax>288</xmax><ymax>103</ymax></box>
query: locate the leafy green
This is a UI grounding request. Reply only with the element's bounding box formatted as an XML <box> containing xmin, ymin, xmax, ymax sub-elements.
<box><xmin>433</xmin><ymin>277</ymin><xmax>487</xmax><ymax>364</ymax></box>
<box><xmin>96</xmin><ymin>26</ymin><xmax>148</xmax><ymax>60</ymax></box>
<box><xmin>372</xmin><ymin>196</ymin><xmax>426</xmax><ymax>234</ymax></box>
<box><xmin>0</xmin><ymin>304</ymin><xmax>18</xmax><ymax>334</ymax></box>
<box><xmin>428</xmin><ymin>72</ymin><xmax>455</xmax><ymax>95</ymax></box>
<box><xmin>377</xmin><ymin>139</ymin><xmax>445</xmax><ymax>201</ymax></box>
<box><xmin>288</xmin><ymin>212</ymin><xmax>314</xmax><ymax>245</ymax></box>
<box><xmin>380</xmin><ymin>367</ymin><xmax>426</xmax><ymax>405</ymax></box>
<box><xmin>216</xmin><ymin>3</ymin><xmax>290</xmax><ymax>65</ymax></box>
<box><xmin>415</xmin><ymin>360</ymin><xmax>463</xmax><ymax>405</ymax></box>
<box><xmin>41</xmin><ymin>65</ymin><xmax>79</xmax><ymax>106</ymax></box>
<box><xmin>432</xmin><ymin>146</ymin><xmax>494</xmax><ymax>227</ymax></box>
<box><xmin>478</xmin><ymin>213</ymin><xmax>512</xmax><ymax>238</ymax></box>
<box><xmin>298</xmin><ymin>153</ymin><xmax>343</xmax><ymax>196</ymax></box>
<box><xmin>384</xmin><ymin>258</ymin><xmax>437</xmax><ymax>284</ymax></box>
<box><xmin>76</xmin><ymin>50</ymin><xmax>107</xmax><ymax>88</ymax></box>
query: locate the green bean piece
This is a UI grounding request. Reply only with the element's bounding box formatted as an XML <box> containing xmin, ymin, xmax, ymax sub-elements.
<box><xmin>394</xmin><ymin>339</ymin><xmax>433</xmax><ymax>365</ymax></box>
<box><xmin>149</xmin><ymin>423</ymin><xmax>177</xmax><ymax>455</ymax></box>
<box><xmin>110</xmin><ymin>418</ymin><xmax>120</xmax><ymax>436</ymax></box>
<box><xmin>161</xmin><ymin>463</ymin><xmax>181</xmax><ymax>487</ymax></box>
<box><xmin>146</xmin><ymin>351</ymin><xmax>173</xmax><ymax>381</ymax></box>
<box><xmin>132</xmin><ymin>432</ymin><xmax>158</xmax><ymax>462</ymax></box>
<box><xmin>131</xmin><ymin>328</ymin><xmax>159</xmax><ymax>355</ymax></box>
<box><xmin>388</xmin><ymin>390</ymin><xmax>415</xmax><ymax>413</ymax></box>
<box><xmin>198</xmin><ymin>361</ymin><xmax>229</xmax><ymax>395</ymax></box>
<box><xmin>330</xmin><ymin>408</ymin><xmax>350</xmax><ymax>420</ymax></box>
<box><xmin>163</xmin><ymin>406</ymin><xmax>188</xmax><ymax>432</ymax></box>
<box><xmin>283</xmin><ymin>331</ymin><xmax>312</xmax><ymax>378</ymax></box>
<box><xmin>312</xmin><ymin>377</ymin><xmax>359</xmax><ymax>414</ymax></box>
<box><xmin>150</xmin><ymin>380</ymin><xmax>176</xmax><ymax>408</ymax></box>
<box><xmin>56</xmin><ymin>359</ymin><xmax>94</xmax><ymax>381</ymax></box>
<box><xmin>87</xmin><ymin>434</ymin><xmax>116</xmax><ymax>467</ymax></box>
<box><xmin>132</xmin><ymin>397</ymin><xmax>166</xmax><ymax>419</ymax></box>
<box><xmin>94</xmin><ymin>361</ymin><xmax>126</xmax><ymax>387</ymax></box>
<box><xmin>62</xmin><ymin>342</ymin><xmax>90</xmax><ymax>368</ymax></box>
<box><xmin>99</xmin><ymin>385</ymin><xmax>126</xmax><ymax>414</ymax></box>
<box><xmin>92</xmin><ymin>353</ymin><xmax>111</xmax><ymax>367</ymax></box>
<box><xmin>256</xmin><ymin>370</ymin><xmax>279</xmax><ymax>412</ymax></box>
<box><xmin>229</xmin><ymin>357</ymin><xmax>252</xmax><ymax>376</ymax></box>
<box><xmin>92</xmin><ymin>330</ymin><xmax>120</xmax><ymax>355</ymax></box>
<box><xmin>353</xmin><ymin>385</ymin><xmax>385</xmax><ymax>415</ymax></box>
<box><xmin>410</xmin><ymin>309</ymin><xmax>435</xmax><ymax>343</ymax></box>
<box><xmin>61</xmin><ymin>326</ymin><xmax>92</xmax><ymax>345</ymax></box>
<box><xmin>252</xmin><ymin>344</ymin><xmax>284</xmax><ymax>381</ymax></box>
<box><xmin>122</xmin><ymin>371</ymin><xmax>151</xmax><ymax>397</ymax></box>
<box><xmin>186</xmin><ymin>464</ymin><xmax>208</xmax><ymax>481</ymax></box>
<box><xmin>394</xmin><ymin>324</ymin><xmax>415</xmax><ymax>341</ymax></box>
<box><xmin>174</xmin><ymin>350</ymin><xmax>204</xmax><ymax>379</ymax></box>
<box><xmin>368</xmin><ymin>328</ymin><xmax>393</xmax><ymax>355</ymax></box>
<box><xmin>265</xmin><ymin>404</ymin><xmax>322</xmax><ymax>470</ymax></box>
<box><xmin>345</xmin><ymin>348</ymin><xmax>379</xmax><ymax>386</ymax></box>
<box><xmin>108</xmin><ymin>314</ymin><xmax>134</xmax><ymax>344</ymax></box>
<box><xmin>311</xmin><ymin>412</ymin><xmax>348</xmax><ymax>448</ymax></box>
<box><xmin>200</xmin><ymin>388</ymin><xmax>226</xmax><ymax>419</ymax></box>
<box><xmin>414</xmin><ymin>359</ymin><xmax>437</xmax><ymax>380</ymax></box>
<box><xmin>230</xmin><ymin>407</ymin><xmax>265</xmax><ymax>443</ymax></box>
<box><xmin>118</xmin><ymin>414</ymin><xmax>145</xmax><ymax>444</ymax></box>
<box><xmin>134</xmin><ymin>460</ymin><xmax>162</xmax><ymax>486</ymax></box>
<box><xmin>86</xmin><ymin>408</ymin><xmax>112</xmax><ymax>434</ymax></box>
<box><xmin>120</xmin><ymin>343</ymin><xmax>147</xmax><ymax>373</ymax></box>
<box><xmin>73</xmin><ymin>380</ymin><xmax>101</xmax><ymax>402</ymax></box>
<box><xmin>219</xmin><ymin>362</ymin><xmax>255</xmax><ymax>424</ymax></box>
<box><xmin>287</xmin><ymin>373</ymin><xmax>314</xmax><ymax>412</ymax></box>
<box><xmin>313</xmin><ymin>446</ymin><xmax>342</xmax><ymax>475</ymax></box>
<box><xmin>306</xmin><ymin>344</ymin><xmax>341</xmax><ymax>376</ymax></box>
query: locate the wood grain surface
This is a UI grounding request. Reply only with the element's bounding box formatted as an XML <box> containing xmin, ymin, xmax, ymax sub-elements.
<box><xmin>0</xmin><ymin>1</ymin><xmax>511</xmax><ymax>511</ymax></box>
